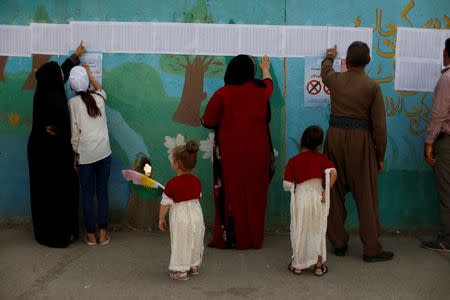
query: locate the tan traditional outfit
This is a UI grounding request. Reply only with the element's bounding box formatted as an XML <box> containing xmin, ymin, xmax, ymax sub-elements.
<box><xmin>321</xmin><ymin>56</ymin><xmax>387</xmax><ymax>256</ymax></box>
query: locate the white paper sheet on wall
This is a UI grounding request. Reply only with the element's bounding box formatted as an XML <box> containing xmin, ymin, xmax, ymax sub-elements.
<box><xmin>66</xmin><ymin>51</ymin><xmax>102</xmax><ymax>99</ymax></box>
<box><xmin>196</xmin><ymin>23</ymin><xmax>239</xmax><ymax>56</ymax></box>
<box><xmin>153</xmin><ymin>22</ymin><xmax>197</xmax><ymax>55</ymax></box>
<box><xmin>31</xmin><ymin>23</ymin><xmax>70</xmax><ymax>55</ymax></box>
<box><xmin>284</xmin><ymin>26</ymin><xmax>327</xmax><ymax>57</ymax></box>
<box><xmin>394</xmin><ymin>58</ymin><xmax>442</xmax><ymax>92</ymax></box>
<box><xmin>396</xmin><ymin>27</ymin><xmax>443</xmax><ymax>60</ymax></box>
<box><xmin>1</xmin><ymin>21</ymin><xmax>378</xmax><ymax>58</ymax></box>
<box><xmin>70</xmin><ymin>21</ymin><xmax>113</xmax><ymax>52</ymax></box>
<box><xmin>111</xmin><ymin>22</ymin><xmax>154</xmax><ymax>53</ymax></box>
<box><xmin>327</xmin><ymin>27</ymin><xmax>373</xmax><ymax>57</ymax></box>
<box><xmin>239</xmin><ymin>25</ymin><xmax>284</xmax><ymax>57</ymax></box>
<box><xmin>0</xmin><ymin>25</ymin><xmax>31</xmax><ymax>56</ymax></box>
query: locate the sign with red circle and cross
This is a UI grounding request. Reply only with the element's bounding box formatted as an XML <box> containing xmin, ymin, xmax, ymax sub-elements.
<box><xmin>304</xmin><ymin>56</ymin><xmax>343</xmax><ymax>107</ymax></box>
<box><xmin>306</xmin><ymin>79</ymin><xmax>322</xmax><ymax>95</ymax></box>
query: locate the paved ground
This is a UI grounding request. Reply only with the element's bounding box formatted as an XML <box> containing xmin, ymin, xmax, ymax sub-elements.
<box><xmin>1</xmin><ymin>227</ymin><xmax>449</xmax><ymax>300</ymax></box>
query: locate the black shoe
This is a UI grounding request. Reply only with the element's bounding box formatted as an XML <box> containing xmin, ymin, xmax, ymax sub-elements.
<box><xmin>363</xmin><ymin>251</ymin><xmax>394</xmax><ymax>263</ymax></box>
<box><xmin>421</xmin><ymin>237</ymin><xmax>450</xmax><ymax>252</ymax></box>
<box><xmin>334</xmin><ymin>245</ymin><xmax>348</xmax><ymax>256</ymax></box>
<box><xmin>436</xmin><ymin>232</ymin><xmax>450</xmax><ymax>240</ymax></box>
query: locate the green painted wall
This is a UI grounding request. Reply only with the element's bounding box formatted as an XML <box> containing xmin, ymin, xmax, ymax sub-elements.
<box><xmin>0</xmin><ymin>0</ymin><xmax>448</xmax><ymax>231</ymax></box>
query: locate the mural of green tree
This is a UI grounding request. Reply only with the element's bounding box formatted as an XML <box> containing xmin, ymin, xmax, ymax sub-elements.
<box><xmin>23</xmin><ymin>5</ymin><xmax>52</xmax><ymax>90</ymax></box>
<box><xmin>160</xmin><ymin>0</ymin><xmax>226</xmax><ymax>127</ymax></box>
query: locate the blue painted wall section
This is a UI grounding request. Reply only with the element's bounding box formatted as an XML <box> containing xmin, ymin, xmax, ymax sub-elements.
<box><xmin>0</xmin><ymin>0</ymin><xmax>449</xmax><ymax>230</ymax></box>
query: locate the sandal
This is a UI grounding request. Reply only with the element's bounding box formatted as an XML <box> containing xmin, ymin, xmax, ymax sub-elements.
<box><xmin>189</xmin><ymin>266</ymin><xmax>199</xmax><ymax>275</ymax></box>
<box><xmin>98</xmin><ymin>235</ymin><xmax>110</xmax><ymax>245</ymax></box>
<box><xmin>288</xmin><ymin>263</ymin><xmax>302</xmax><ymax>275</ymax></box>
<box><xmin>169</xmin><ymin>271</ymin><xmax>189</xmax><ymax>281</ymax></box>
<box><xmin>314</xmin><ymin>264</ymin><xmax>328</xmax><ymax>276</ymax></box>
<box><xmin>98</xmin><ymin>229</ymin><xmax>110</xmax><ymax>245</ymax></box>
<box><xmin>84</xmin><ymin>235</ymin><xmax>96</xmax><ymax>246</ymax></box>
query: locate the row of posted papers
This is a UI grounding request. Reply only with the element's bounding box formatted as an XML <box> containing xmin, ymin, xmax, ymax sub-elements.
<box><xmin>1</xmin><ymin>22</ymin><xmax>449</xmax><ymax>92</ymax></box>
<box><xmin>0</xmin><ymin>22</ymin><xmax>372</xmax><ymax>58</ymax></box>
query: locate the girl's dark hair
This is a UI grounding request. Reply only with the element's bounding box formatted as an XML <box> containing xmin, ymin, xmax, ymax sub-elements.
<box><xmin>77</xmin><ymin>91</ymin><xmax>102</xmax><ymax>118</ymax></box>
<box><xmin>173</xmin><ymin>140</ymin><xmax>199</xmax><ymax>172</ymax></box>
<box><xmin>300</xmin><ymin>125</ymin><xmax>324</xmax><ymax>151</ymax></box>
<box><xmin>346</xmin><ymin>41</ymin><xmax>370</xmax><ymax>67</ymax></box>
<box><xmin>224</xmin><ymin>54</ymin><xmax>267</xmax><ymax>87</ymax></box>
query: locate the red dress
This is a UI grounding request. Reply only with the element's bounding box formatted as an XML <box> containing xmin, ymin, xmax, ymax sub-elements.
<box><xmin>202</xmin><ymin>79</ymin><xmax>273</xmax><ymax>249</ymax></box>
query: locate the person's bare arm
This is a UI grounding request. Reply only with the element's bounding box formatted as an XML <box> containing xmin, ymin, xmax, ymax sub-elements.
<box><xmin>329</xmin><ymin>169</ymin><xmax>337</xmax><ymax>188</ymax></box>
<box><xmin>260</xmin><ymin>55</ymin><xmax>271</xmax><ymax>80</ymax></box>
<box><xmin>322</xmin><ymin>168</ymin><xmax>337</xmax><ymax>203</ymax></box>
<box><xmin>83</xmin><ymin>64</ymin><xmax>102</xmax><ymax>91</ymax></box>
<box><xmin>159</xmin><ymin>205</ymin><xmax>170</xmax><ymax>231</ymax></box>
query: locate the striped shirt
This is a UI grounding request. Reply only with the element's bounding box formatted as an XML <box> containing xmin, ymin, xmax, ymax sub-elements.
<box><xmin>426</xmin><ymin>66</ymin><xmax>450</xmax><ymax>144</ymax></box>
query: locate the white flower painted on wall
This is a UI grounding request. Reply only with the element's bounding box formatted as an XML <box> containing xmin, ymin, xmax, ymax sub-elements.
<box><xmin>163</xmin><ymin>133</ymin><xmax>185</xmax><ymax>163</ymax></box>
<box><xmin>199</xmin><ymin>132</ymin><xmax>214</xmax><ymax>162</ymax></box>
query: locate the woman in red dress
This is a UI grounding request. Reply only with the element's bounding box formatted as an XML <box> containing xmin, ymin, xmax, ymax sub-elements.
<box><xmin>202</xmin><ymin>55</ymin><xmax>273</xmax><ymax>249</ymax></box>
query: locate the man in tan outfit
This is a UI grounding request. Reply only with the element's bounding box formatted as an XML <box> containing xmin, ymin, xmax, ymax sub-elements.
<box><xmin>321</xmin><ymin>41</ymin><xmax>394</xmax><ymax>262</ymax></box>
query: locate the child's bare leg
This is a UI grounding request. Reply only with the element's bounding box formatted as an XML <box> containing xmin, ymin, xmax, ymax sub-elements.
<box><xmin>314</xmin><ymin>255</ymin><xmax>328</xmax><ymax>276</ymax></box>
<box><xmin>316</xmin><ymin>255</ymin><xmax>323</xmax><ymax>268</ymax></box>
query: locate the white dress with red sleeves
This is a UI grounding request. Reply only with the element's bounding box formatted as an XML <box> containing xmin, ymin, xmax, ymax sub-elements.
<box><xmin>283</xmin><ymin>152</ymin><xmax>335</xmax><ymax>269</ymax></box>
<box><xmin>284</xmin><ymin>178</ymin><xmax>329</xmax><ymax>269</ymax></box>
<box><xmin>161</xmin><ymin>195</ymin><xmax>205</xmax><ymax>272</ymax></box>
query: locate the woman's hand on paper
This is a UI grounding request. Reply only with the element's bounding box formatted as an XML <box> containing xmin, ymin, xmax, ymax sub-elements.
<box><xmin>74</xmin><ymin>41</ymin><xmax>86</xmax><ymax>57</ymax></box>
<box><xmin>260</xmin><ymin>55</ymin><xmax>270</xmax><ymax>71</ymax></box>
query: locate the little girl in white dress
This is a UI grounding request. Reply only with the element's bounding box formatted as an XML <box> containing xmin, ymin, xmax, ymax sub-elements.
<box><xmin>284</xmin><ymin>126</ymin><xmax>337</xmax><ymax>276</ymax></box>
<box><xmin>159</xmin><ymin>140</ymin><xmax>205</xmax><ymax>281</ymax></box>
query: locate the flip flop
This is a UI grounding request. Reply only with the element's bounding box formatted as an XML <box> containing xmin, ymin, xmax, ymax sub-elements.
<box><xmin>84</xmin><ymin>236</ymin><xmax>96</xmax><ymax>246</ymax></box>
<box><xmin>98</xmin><ymin>235</ymin><xmax>110</xmax><ymax>245</ymax></box>
<box><xmin>288</xmin><ymin>263</ymin><xmax>302</xmax><ymax>275</ymax></box>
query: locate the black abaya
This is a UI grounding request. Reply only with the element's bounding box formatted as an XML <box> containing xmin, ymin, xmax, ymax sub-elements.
<box><xmin>27</xmin><ymin>55</ymin><xmax>80</xmax><ymax>248</ymax></box>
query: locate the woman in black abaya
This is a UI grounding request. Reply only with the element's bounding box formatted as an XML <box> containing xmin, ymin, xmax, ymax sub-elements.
<box><xmin>28</xmin><ymin>42</ymin><xmax>85</xmax><ymax>248</ymax></box>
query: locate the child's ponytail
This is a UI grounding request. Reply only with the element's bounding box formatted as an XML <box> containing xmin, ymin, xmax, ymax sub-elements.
<box><xmin>186</xmin><ymin>140</ymin><xmax>199</xmax><ymax>155</ymax></box>
<box><xmin>77</xmin><ymin>91</ymin><xmax>102</xmax><ymax>118</ymax></box>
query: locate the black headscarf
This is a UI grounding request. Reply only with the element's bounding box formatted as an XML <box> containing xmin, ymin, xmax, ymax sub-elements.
<box><xmin>35</xmin><ymin>61</ymin><xmax>65</xmax><ymax>90</ymax></box>
<box><xmin>31</xmin><ymin>61</ymin><xmax>70</xmax><ymax>138</ymax></box>
<box><xmin>224</xmin><ymin>55</ymin><xmax>267</xmax><ymax>87</ymax></box>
